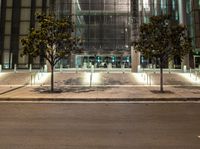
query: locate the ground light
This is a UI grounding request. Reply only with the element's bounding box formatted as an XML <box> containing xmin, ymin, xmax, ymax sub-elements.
<box><xmin>31</xmin><ymin>72</ymin><xmax>50</xmax><ymax>85</ymax></box>
<box><xmin>83</xmin><ymin>72</ymin><xmax>101</xmax><ymax>86</ymax></box>
<box><xmin>0</xmin><ymin>72</ymin><xmax>7</xmax><ymax>79</ymax></box>
<box><xmin>178</xmin><ymin>73</ymin><xmax>200</xmax><ymax>84</ymax></box>
<box><xmin>133</xmin><ymin>73</ymin><xmax>154</xmax><ymax>85</ymax></box>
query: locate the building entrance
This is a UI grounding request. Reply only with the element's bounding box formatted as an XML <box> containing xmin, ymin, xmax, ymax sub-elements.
<box><xmin>75</xmin><ymin>55</ymin><xmax>131</xmax><ymax>69</ymax></box>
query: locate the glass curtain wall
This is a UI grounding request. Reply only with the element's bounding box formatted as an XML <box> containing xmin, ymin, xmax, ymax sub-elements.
<box><xmin>0</xmin><ymin>0</ymin><xmax>49</xmax><ymax>69</ymax></box>
<box><xmin>54</xmin><ymin>0</ymin><xmax>132</xmax><ymax>68</ymax></box>
<box><xmin>186</xmin><ymin>0</ymin><xmax>200</xmax><ymax>68</ymax></box>
<box><xmin>74</xmin><ymin>0</ymin><xmax>131</xmax><ymax>52</ymax></box>
<box><xmin>138</xmin><ymin>0</ymin><xmax>180</xmax><ymax>68</ymax></box>
<box><xmin>139</xmin><ymin>0</ymin><xmax>179</xmax><ymax>24</ymax></box>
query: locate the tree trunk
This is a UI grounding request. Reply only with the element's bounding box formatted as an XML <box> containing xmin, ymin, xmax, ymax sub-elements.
<box><xmin>160</xmin><ymin>61</ymin><xmax>164</xmax><ymax>93</ymax></box>
<box><xmin>51</xmin><ymin>65</ymin><xmax>54</xmax><ymax>92</ymax></box>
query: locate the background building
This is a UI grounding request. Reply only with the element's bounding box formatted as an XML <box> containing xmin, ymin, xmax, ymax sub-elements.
<box><xmin>0</xmin><ymin>0</ymin><xmax>200</xmax><ymax>69</ymax></box>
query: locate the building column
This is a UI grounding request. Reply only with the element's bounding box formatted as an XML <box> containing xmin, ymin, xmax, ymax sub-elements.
<box><xmin>131</xmin><ymin>46</ymin><xmax>140</xmax><ymax>72</ymax></box>
<box><xmin>178</xmin><ymin>0</ymin><xmax>186</xmax><ymax>24</ymax></box>
<box><xmin>0</xmin><ymin>0</ymin><xmax>6</xmax><ymax>66</ymax></box>
<box><xmin>178</xmin><ymin>0</ymin><xmax>190</xmax><ymax>69</ymax></box>
<box><xmin>10</xmin><ymin>0</ymin><xmax>21</xmax><ymax>69</ymax></box>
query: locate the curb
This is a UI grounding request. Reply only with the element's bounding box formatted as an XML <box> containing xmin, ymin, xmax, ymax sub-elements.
<box><xmin>0</xmin><ymin>97</ymin><xmax>200</xmax><ymax>102</ymax></box>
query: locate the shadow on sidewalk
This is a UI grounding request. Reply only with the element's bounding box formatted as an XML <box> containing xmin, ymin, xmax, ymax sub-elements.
<box><xmin>173</xmin><ymin>86</ymin><xmax>200</xmax><ymax>89</ymax></box>
<box><xmin>0</xmin><ymin>85</ymin><xmax>27</xmax><ymax>95</ymax></box>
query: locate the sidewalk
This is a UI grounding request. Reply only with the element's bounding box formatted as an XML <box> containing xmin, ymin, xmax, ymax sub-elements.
<box><xmin>0</xmin><ymin>85</ymin><xmax>200</xmax><ymax>101</ymax></box>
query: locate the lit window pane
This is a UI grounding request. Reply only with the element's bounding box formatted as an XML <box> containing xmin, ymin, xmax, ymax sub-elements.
<box><xmin>21</xmin><ymin>9</ymin><xmax>31</xmax><ymax>21</ymax></box>
<box><xmin>20</xmin><ymin>22</ymin><xmax>30</xmax><ymax>35</ymax></box>
<box><xmin>21</xmin><ymin>0</ymin><xmax>31</xmax><ymax>7</ymax></box>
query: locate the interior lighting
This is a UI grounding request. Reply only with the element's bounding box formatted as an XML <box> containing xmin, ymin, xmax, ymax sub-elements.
<box><xmin>143</xmin><ymin>0</ymin><xmax>150</xmax><ymax>11</ymax></box>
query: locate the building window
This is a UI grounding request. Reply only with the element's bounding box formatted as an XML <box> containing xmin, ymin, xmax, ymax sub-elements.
<box><xmin>6</xmin><ymin>8</ymin><xmax>12</xmax><ymax>21</ymax></box>
<box><xmin>20</xmin><ymin>8</ymin><xmax>31</xmax><ymax>21</ymax></box>
<box><xmin>172</xmin><ymin>0</ymin><xmax>175</xmax><ymax>10</ymax></box>
<box><xmin>21</xmin><ymin>0</ymin><xmax>31</xmax><ymax>7</ymax></box>
<box><xmin>186</xmin><ymin>1</ymin><xmax>191</xmax><ymax>14</ymax></box>
<box><xmin>6</xmin><ymin>0</ymin><xmax>13</xmax><ymax>7</ymax></box>
<box><xmin>175</xmin><ymin>11</ymin><xmax>179</xmax><ymax>21</ymax></box>
<box><xmin>143</xmin><ymin>0</ymin><xmax>150</xmax><ymax>11</ymax></box>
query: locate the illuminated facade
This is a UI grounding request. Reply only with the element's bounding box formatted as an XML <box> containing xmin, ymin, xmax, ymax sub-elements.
<box><xmin>0</xmin><ymin>0</ymin><xmax>200</xmax><ymax>69</ymax></box>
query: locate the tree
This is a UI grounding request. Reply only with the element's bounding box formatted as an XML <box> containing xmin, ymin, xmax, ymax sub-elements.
<box><xmin>133</xmin><ymin>15</ymin><xmax>193</xmax><ymax>92</ymax></box>
<box><xmin>21</xmin><ymin>14</ymin><xmax>81</xmax><ymax>92</ymax></box>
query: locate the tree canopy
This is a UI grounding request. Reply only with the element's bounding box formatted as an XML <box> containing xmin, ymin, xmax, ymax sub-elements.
<box><xmin>134</xmin><ymin>15</ymin><xmax>192</xmax><ymax>63</ymax></box>
<box><xmin>21</xmin><ymin>13</ymin><xmax>81</xmax><ymax>92</ymax></box>
<box><xmin>133</xmin><ymin>15</ymin><xmax>193</xmax><ymax>92</ymax></box>
<box><xmin>21</xmin><ymin>13</ymin><xmax>81</xmax><ymax>67</ymax></box>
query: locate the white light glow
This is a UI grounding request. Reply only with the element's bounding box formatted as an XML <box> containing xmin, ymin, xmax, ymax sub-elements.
<box><xmin>33</xmin><ymin>73</ymin><xmax>50</xmax><ymax>84</ymax></box>
<box><xmin>0</xmin><ymin>72</ymin><xmax>7</xmax><ymax>79</ymax></box>
<box><xmin>178</xmin><ymin>73</ymin><xmax>200</xmax><ymax>84</ymax></box>
<box><xmin>76</xmin><ymin>0</ymin><xmax>82</xmax><ymax>11</ymax></box>
<box><xmin>133</xmin><ymin>73</ymin><xmax>154</xmax><ymax>85</ymax></box>
<box><xmin>143</xmin><ymin>0</ymin><xmax>150</xmax><ymax>11</ymax></box>
<box><xmin>83</xmin><ymin>72</ymin><xmax>101</xmax><ymax>85</ymax></box>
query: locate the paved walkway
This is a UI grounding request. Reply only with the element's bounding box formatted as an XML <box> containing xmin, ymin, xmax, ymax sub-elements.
<box><xmin>0</xmin><ymin>85</ymin><xmax>200</xmax><ymax>101</ymax></box>
<box><xmin>0</xmin><ymin>71</ymin><xmax>200</xmax><ymax>101</ymax></box>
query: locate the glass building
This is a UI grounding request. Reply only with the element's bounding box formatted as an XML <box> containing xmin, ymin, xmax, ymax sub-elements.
<box><xmin>54</xmin><ymin>0</ymin><xmax>132</xmax><ymax>68</ymax></box>
<box><xmin>0</xmin><ymin>0</ymin><xmax>200</xmax><ymax>69</ymax></box>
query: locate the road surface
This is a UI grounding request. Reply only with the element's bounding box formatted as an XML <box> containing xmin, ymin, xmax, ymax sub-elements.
<box><xmin>0</xmin><ymin>102</ymin><xmax>200</xmax><ymax>149</ymax></box>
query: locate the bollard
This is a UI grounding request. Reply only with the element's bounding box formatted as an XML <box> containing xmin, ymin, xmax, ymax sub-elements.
<box><xmin>29</xmin><ymin>64</ymin><xmax>32</xmax><ymax>73</ymax></box>
<box><xmin>34</xmin><ymin>73</ymin><xmax>36</xmax><ymax>84</ymax></box>
<box><xmin>196</xmin><ymin>71</ymin><xmax>198</xmax><ymax>81</ymax></box>
<box><xmin>121</xmin><ymin>64</ymin><xmax>125</xmax><ymax>73</ymax></box>
<box><xmin>30</xmin><ymin>74</ymin><xmax>32</xmax><ymax>86</ymax></box>
<box><xmin>14</xmin><ymin>64</ymin><xmax>17</xmax><ymax>73</ymax></box>
<box><xmin>149</xmin><ymin>75</ymin><xmax>152</xmax><ymax>86</ymax></box>
<box><xmin>183</xmin><ymin>65</ymin><xmax>187</xmax><ymax>73</ymax></box>
<box><xmin>199</xmin><ymin>65</ymin><xmax>200</xmax><ymax>72</ymax></box>
<box><xmin>137</xmin><ymin>65</ymin><xmax>141</xmax><ymax>73</ymax></box>
<box><xmin>153</xmin><ymin>64</ymin><xmax>156</xmax><ymax>73</ymax></box>
<box><xmin>107</xmin><ymin>63</ymin><xmax>111</xmax><ymax>73</ymax></box>
<box><xmin>75</xmin><ymin>65</ymin><xmax>78</xmax><ymax>73</ymax></box>
<box><xmin>168</xmin><ymin>67</ymin><xmax>171</xmax><ymax>74</ymax></box>
<box><xmin>60</xmin><ymin>64</ymin><xmax>63</xmax><ymax>73</ymax></box>
<box><xmin>44</xmin><ymin>64</ymin><xmax>47</xmax><ymax>72</ymax></box>
<box><xmin>83</xmin><ymin>62</ymin><xmax>87</xmax><ymax>70</ymax></box>
<box><xmin>38</xmin><ymin>71</ymin><xmax>40</xmax><ymax>80</ymax></box>
<box><xmin>147</xmin><ymin>73</ymin><xmax>149</xmax><ymax>85</ymax></box>
<box><xmin>90</xmin><ymin>65</ymin><xmax>94</xmax><ymax>87</ymax></box>
<box><xmin>0</xmin><ymin>64</ymin><xmax>2</xmax><ymax>72</ymax></box>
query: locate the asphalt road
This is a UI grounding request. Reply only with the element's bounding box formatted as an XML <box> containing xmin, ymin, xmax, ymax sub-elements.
<box><xmin>0</xmin><ymin>103</ymin><xmax>200</xmax><ymax>149</ymax></box>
